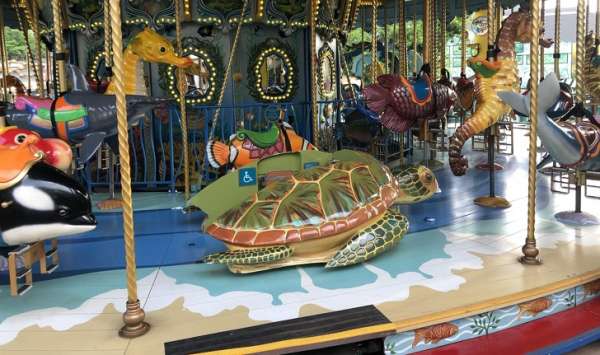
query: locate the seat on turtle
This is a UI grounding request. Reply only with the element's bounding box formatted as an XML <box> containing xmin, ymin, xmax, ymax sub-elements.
<box><xmin>399</xmin><ymin>74</ymin><xmax>432</xmax><ymax>105</ymax></box>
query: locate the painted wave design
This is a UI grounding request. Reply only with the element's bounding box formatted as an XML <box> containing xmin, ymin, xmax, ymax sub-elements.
<box><xmin>1</xmin><ymin>218</ymin><xmax>599</xmax><ymax>348</ymax></box>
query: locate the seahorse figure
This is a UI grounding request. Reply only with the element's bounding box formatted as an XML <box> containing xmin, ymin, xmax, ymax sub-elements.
<box><xmin>583</xmin><ymin>33</ymin><xmax>600</xmax><ymax>107</ymax></box>
<box><xmin>448</xmin><ymin>6</ymin><xmax>553</xmax><ymax>176</ymax></box>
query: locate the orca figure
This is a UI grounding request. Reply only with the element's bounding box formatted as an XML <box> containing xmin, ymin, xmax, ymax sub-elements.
<box><xmin>0</xmin><ymin>162</ymin><xmax>96</xmax><ymax>247</ymax></box>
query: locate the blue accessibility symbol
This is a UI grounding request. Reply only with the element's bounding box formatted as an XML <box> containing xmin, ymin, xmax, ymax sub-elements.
<box><xmin>303</xmin><ymin>162</ymin><xmax>319</xmax><ymax>169</ymax></box>
<box><xmin>239</xmin><ymin>168</ymin><xmax>257</xmax><ymax>186</ymax></box>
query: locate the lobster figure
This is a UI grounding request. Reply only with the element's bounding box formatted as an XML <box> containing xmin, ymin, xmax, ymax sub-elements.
<box><xmin>448</xmin><ymin>6</ymin><xmax>553</xmax><ymax>176</ymax></box>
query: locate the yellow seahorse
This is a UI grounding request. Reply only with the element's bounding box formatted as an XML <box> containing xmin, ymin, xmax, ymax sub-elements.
<box><xmin>449</xmin><ymin>7</ymin><xmax>553</xmax><ymax>176</ymax></box>
<box><xmin>584</xmin><ymin>33</ymin><xmax>600</xmax><ymax>103</ymax></box>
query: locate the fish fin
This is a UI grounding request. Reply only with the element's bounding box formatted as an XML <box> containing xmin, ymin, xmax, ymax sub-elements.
<box><xmin>498</xmin><ymin>91</ymin><xmax>530</xmax><ymax>116</ymax></box>
<box><xmin>412</xmin><ymin>330</ymin><xmax>424</xmax><ymax>348</ymax></box>
<box><xmin>66</xmin><ymin>64</ymin><xmax>91</xmax><ymax>92</ymax></box>
<box><xmin>206</xmin><ymin>140</ymin><xmax>231</xmax><ymax>169</ymax></box>
<box><xmin>78</xmin><ymin>132</ymin><xmax>106</xmax><ymax>165</ymax></box>
<box><xmin>538</xmin><ymin>73</ymin><xmax>562</xmax><ymax>113</ymax></box>
<box><xmin>380</xmin><ymin>110</ymin><xmax>414</xmax><ymax>132</ymax></box>
<box><xmin>537</xmin><ymin>153</ymin><xmax>554</xmax><ymax>169</ymax></box>
<box><xmin>363</xmin><ymin>84</ymin><xmax>389</xmax><ymax>113</ymax></box>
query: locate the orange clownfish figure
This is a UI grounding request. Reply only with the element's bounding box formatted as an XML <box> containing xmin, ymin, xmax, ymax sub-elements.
<box><xmin>207</xmin><ymin>122</ymin><xmax>315</xmax><ymax>169</ymax></box>
<box><xmin>0</xmin><ymin>127</ymin><xmax>73</xmax><ymax>172</ymax></box>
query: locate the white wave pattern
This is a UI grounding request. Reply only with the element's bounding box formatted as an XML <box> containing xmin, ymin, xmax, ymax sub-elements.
<box><xmin>0</xmin><ymin>221</ymin><xmax>597</xmax><ymax>346</ymax></box>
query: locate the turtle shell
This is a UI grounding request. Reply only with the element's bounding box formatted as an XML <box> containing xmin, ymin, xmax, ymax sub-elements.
<box><xmin>206</xmin><ymin>158</ymin><xmax>400</xmax><ymax>247</ymax></box>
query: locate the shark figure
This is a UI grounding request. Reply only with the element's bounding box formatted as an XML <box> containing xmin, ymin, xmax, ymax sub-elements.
<box><xmin>4</xmin><ymin>65</ymin><xmax>172</xmax><ymax>165</ymax></box>
<box><xmin>498</xmin><ymin>73</ymin><xmax>600</xmax><ymax>172</ymax></box>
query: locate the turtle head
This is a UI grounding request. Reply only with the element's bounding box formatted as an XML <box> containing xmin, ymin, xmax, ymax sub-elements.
<box><xmin>394</xmin><ymin>165</ymin><xmax>438</xmax><ymax>204</ymax></box>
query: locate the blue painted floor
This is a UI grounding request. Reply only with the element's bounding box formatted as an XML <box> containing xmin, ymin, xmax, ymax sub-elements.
<box><xmin>0</xmin><ymin>127</ymin><xmax>593</xmax><ymax>284</ymax></box>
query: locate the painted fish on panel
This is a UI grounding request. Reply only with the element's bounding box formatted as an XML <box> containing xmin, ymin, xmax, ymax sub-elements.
<box><xmin>584</xmin><ymin>279</ymin><xmax>600</xmax><ymax>297</ymax></box>
<box><xmin>517</xmin><ymin>297</ymin><xmax>552</xmax><ymax>319</ymax></box>
<box><xmin>412</xmin><ymin>323</ymin><xmax>459</xmax><ymax>348</ymax></box>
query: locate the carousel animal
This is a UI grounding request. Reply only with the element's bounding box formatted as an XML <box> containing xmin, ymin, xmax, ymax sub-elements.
<box><xmin>0</xmin><ymin>126</ymin><xmax>72</xmax><ymax>172</ymax></box>
<box><xmin>362</xmin><ymin>64</ymin><xmax>457</xmax><ymax>133</ymax></box>
<box><xmin>0</xmin><ymin>74</ymin><xmax>27</xmax><ymax>96</ymax></box>
<box><xmin>206</xmin><ymin>121</ymin><xmax>315</xmax><ymax>169</ymax></box>
<box><xmin>201</xmin><ymin>150</ymin><xmax>438</xmax><ymax>273</ymax></box>
<box><xmin>5</xmin><ymin>66</ymin><xmax>172</xmax><ymax>165</ymax></box>
<box><xmin>454</xmin><ymin>74</ymin><xmax>475</xmax><ymax>111</ymax></box>
<box><xmin>448</xmin><ymin>6</ymin><xmax>554</xmax><ymax>176</ymax></box>
<box><xmin>583</xmin><ymin>33</ymin><xmax>600</xmax><ymax>106</ymax></box>
<box><xmin>5</xmin><ymin>27</ymin><xmax>194</xmax><ymax>164</ymax></box>
<box><xmin>499</xmin><ymin>73</ymin><xmax>600</xmax><ymax>172</ymax></box>
<box><xmin>0</xmin><ymin>135</ymin><xmax>95</xmax><ymax>248</ymax></box>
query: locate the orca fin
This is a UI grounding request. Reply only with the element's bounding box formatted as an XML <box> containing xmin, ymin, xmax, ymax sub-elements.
<box><xmin>78</xmin><ymin>132</ymin><xmax>106</xmax><ymax>165</ymax></box>
<box><xmin>66</xmin><ymin>64</ymin><xmax>92</xmax><ymax>92</ymax></box>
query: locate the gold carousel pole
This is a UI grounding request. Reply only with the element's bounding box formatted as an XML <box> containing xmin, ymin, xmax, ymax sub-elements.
<box><xmin>51</xmin><ymin>0</ymin><xmax>66</xmax><ymax>92</ymax></box>
<box><xmin>361</xmin><ymin>8</ymin><xmax>365</xmax><ymax>84</ymax></box>
<box><xmin>554</xmin><ymin>0</ymin><xmax>560</xmax><ymax>77</ymax></box>
<box><xmin>175</xmin><ymin>0</ymin><xmax>190</xmax><ymax>199</ymax></box>
<box><xmin>461</xmin><ymin>0</ymin><xmax>466</xmax><ymax>74</ymax></box>
<box><xmin>371</xmin><ymin>1</ymin><xmax>378</xmax><ymax>84</ymax></box>
<box><xmin>398</xmin><ymin>0</ymin><xmax>406</xmax><ymax>76</ymax></box>
<box><xmin>440</xmin><ymin>0</ymin><xmax>446</xmax><ymax>73</ymax></box>
<box><xmin>520</xmin><ymin>0</ymin><xmax>542</xmax><ymax>265</ymax></box>
<box><xmin>384</xmin><ymin>2</ymin><xmax>388</xmax><ymax>72</ymax></box>
<box><xmin>108</xmin><ymin>0</ymin><xmax>150</xmax><ymax>337</ymax></box>
<box><xmin>310</xmin><ymin>0</ymin><xmax>319</xmax><ymax>145</ymax></box>
<box><xmin>31</xmin><ymin>0</ymin><xmax>43</xmax><ymax>95</ymax></box>
<box><xmin>540</xmin><ymin>0</ymin><xmax>545</xmax><ymax>76</ymax></box>
<box><xmin>0</xmin><ymin>7</ymin><xmax>8</xmax><ymax>102</ymax></box>
<box><xmin>412</xmin><ymin>0</ymin><xmax>417</xmax><ymax>75</ymax></box>
<box><xmin>103</xmin><ymin>0</ymin><xmax>112</xmax><ymax>73</ymax></box>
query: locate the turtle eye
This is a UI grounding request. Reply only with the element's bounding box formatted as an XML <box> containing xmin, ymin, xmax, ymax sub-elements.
<box><xmin>424</xmin><ymin>172</ymin><xmax>433</xmax><ymax>183</ymax></box>
<box><xmin>14</xmin><ymin>133</ymin><xmax>28</xmax><ymax>144</ymax></box>
<box><xmin>160</xmin><ymin>47</ymin><xmax>166</xmax><ymax>53</ymax></box>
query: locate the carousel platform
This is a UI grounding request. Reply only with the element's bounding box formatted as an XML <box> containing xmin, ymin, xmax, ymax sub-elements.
<box><xmin>0</xmin><ymin>129</ymin><xmax>599</xmax><ymax>354</ymax></box>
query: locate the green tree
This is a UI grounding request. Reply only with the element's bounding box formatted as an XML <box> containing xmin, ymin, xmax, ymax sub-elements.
<box><xmin>4</xmin><ymin>27</ymin><xmax>27</xmax><ymax>60</ymax></box>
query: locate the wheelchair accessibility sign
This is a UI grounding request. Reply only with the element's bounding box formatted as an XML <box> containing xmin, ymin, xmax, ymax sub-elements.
<box><xmin>304</xmin><ymin>162</ymin><xmax>319</xmax><ymax>169</ymax></box>
<box><xmin>239</xmin><ymin>168</ymin><xmax>257</xmax><ymax>186</ymax></box>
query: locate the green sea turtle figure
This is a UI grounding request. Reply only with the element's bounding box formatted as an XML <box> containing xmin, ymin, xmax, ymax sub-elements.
<box><xmin>202</xmin><ymin>152</ymin><xmax>438</xmax><ymax>273</ymax></box>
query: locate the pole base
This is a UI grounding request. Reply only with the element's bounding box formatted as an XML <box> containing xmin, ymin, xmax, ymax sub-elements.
<box><xmin>474</xmin><ymin>196</ymin><xmax>512</xmax><ymax>209</ymax></box>
<box><xmin>519</xmin><ymin>241</ymin><xmax>542</xmax><ymax>265</ymax></box>
<box><xmin>554</xmin><ymin>211</ymin><xmax>600</xmax><ymax>226</ymax></box>
<box><xmin>518</xmin><ymin>255</ymin><xmax>542</xmax><ymax>265</ymax></box>
<box><xmin>419</xmin><ymin>159</ymin><xmax>445</xmax><ymax>171</ymax></box>
<box><xmin>119</xmin><ymin>299</ymin><xmax>150</xmax><ymax>338</ymax></box>
<box><xmin>475</xmin><ymin>162</ymin><xmax>504</xmax><ymax>171</ymax></box>
<box><xmin>539</xmin><ymin>166</ymin><xmax>555</xmax><ymax>176</ymax></box>
<box><xmin>96</xmin><ymin>198</ymin><xmax>123</xmax><ymax>211</ymax></box>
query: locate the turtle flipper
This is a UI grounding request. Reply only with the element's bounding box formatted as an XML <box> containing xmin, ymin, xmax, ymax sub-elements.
<box><xmin>325</xmin><ymin>211</ymin><xmax>408</xmax><ymax>268</ymax></box>
<box><xmin>201</xmin><ymin>246</ymin><xmax>293</xmax><ymax>265</ymax></box>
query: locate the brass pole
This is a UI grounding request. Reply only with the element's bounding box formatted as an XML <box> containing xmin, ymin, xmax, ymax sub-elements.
<box><xmin>461</xmin><ymin>0</ymin><xmax>466</xmax><ymax>74</ymax></box>
<box><xmin>432</xmin><ymin>0</ymin><xmax>438</xmax><ymax>79</ymax></box>
<box><xmin>371</xmin><ymin>1</ymin><xmax>378</xmax><ymax>84</ymax></box>
<box><xmin>31</xmin><ymin>0</ymin><xmax>43</xmax><ymax>95</ymax></box>
<box><xmin>0</xmin><ymin>7</ymin><xmax>8</xmax><ymax>102</ymax></box>
<box><xmin>51</xmin><ymin>0</ymin><xmax>66</xmax><ymax>92</ymax></box>
<box><xmin>554</xmin><ymin>0</ymin><xmax>560</xmax><ymax>77</ymax></box>
<box><xmin>412</xmin><ymin>2</ymin><xmax>417</xmax><ymax>75</ymax></box>
<box><xmin>487</xmin><ymin>0</ymin><xmax>494</xmax><ymax>55</ymax></box>
<box><xmin>13</xmin><ymin>0</ymin><xmax>40</xmax><ymax>92</ymax></box>
<box><xmin>398</xmin><ymin>0</ymin><xmax>406</xmax><ymax>76</ymax></box>
<box><xmin>175</xmin><ymin>0</ymin><xmax>190</xmax><ymax>199</ymax></box>
<box><xmin>440</xmin><ymin>0</ymin><xmax>447</xmax><ymax>72</ymax></box>
<box><xmin>596</xmin><ymin>0</ymin><xmax>600</xmax><ymax>36</ymax></box>
<box><xmin>310</xmin><ymin>0</ymin><xmax>319</xmax><ymax>144</ymax></box>
<box><xmin>541</xmin><ymin>0</ymin><xmax>545</xmax><ymax>76</ymax></box>
<box><xmin>109</xmin><ymin>0</ymin><xmax>150</xmax><ymax>337</ymax></box>
<box><xmin>392</xmin><ymin>1</ymin><xmax>397</xmax><ymax>75</ymax></box>
<box><xmin>520</xmin><ymin>0</ymin><xmax>542</xmax><ymax>265</ymax></box>
<box><xmin>26</xmin><ymin>51</ymin><xmax>31</xmax><ymax>91</ymax></box>
<box><xmin>423</xmin><ymin>0</ymin><xmax>431</xmax><ymax>63</ymax></box>
<box><xmin>103</xmin><ymin>0</ymin><xmax>112</xmax><ymax>71</ymax></box>
<box><xmin>384</xmin><ymin>3</ymin><xmax>388</xmax><ymax>72</ymax></box>
<box><xmin>361</xmin><ymin>8</ymin><xmax>365</xmax><ymax>84</ymax></box>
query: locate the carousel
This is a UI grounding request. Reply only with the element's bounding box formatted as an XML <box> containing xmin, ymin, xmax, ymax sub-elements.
<box><xmin>0</xmin><ymin>0</ymin><xmax>599</xmax><ymax>354</ymax></box>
